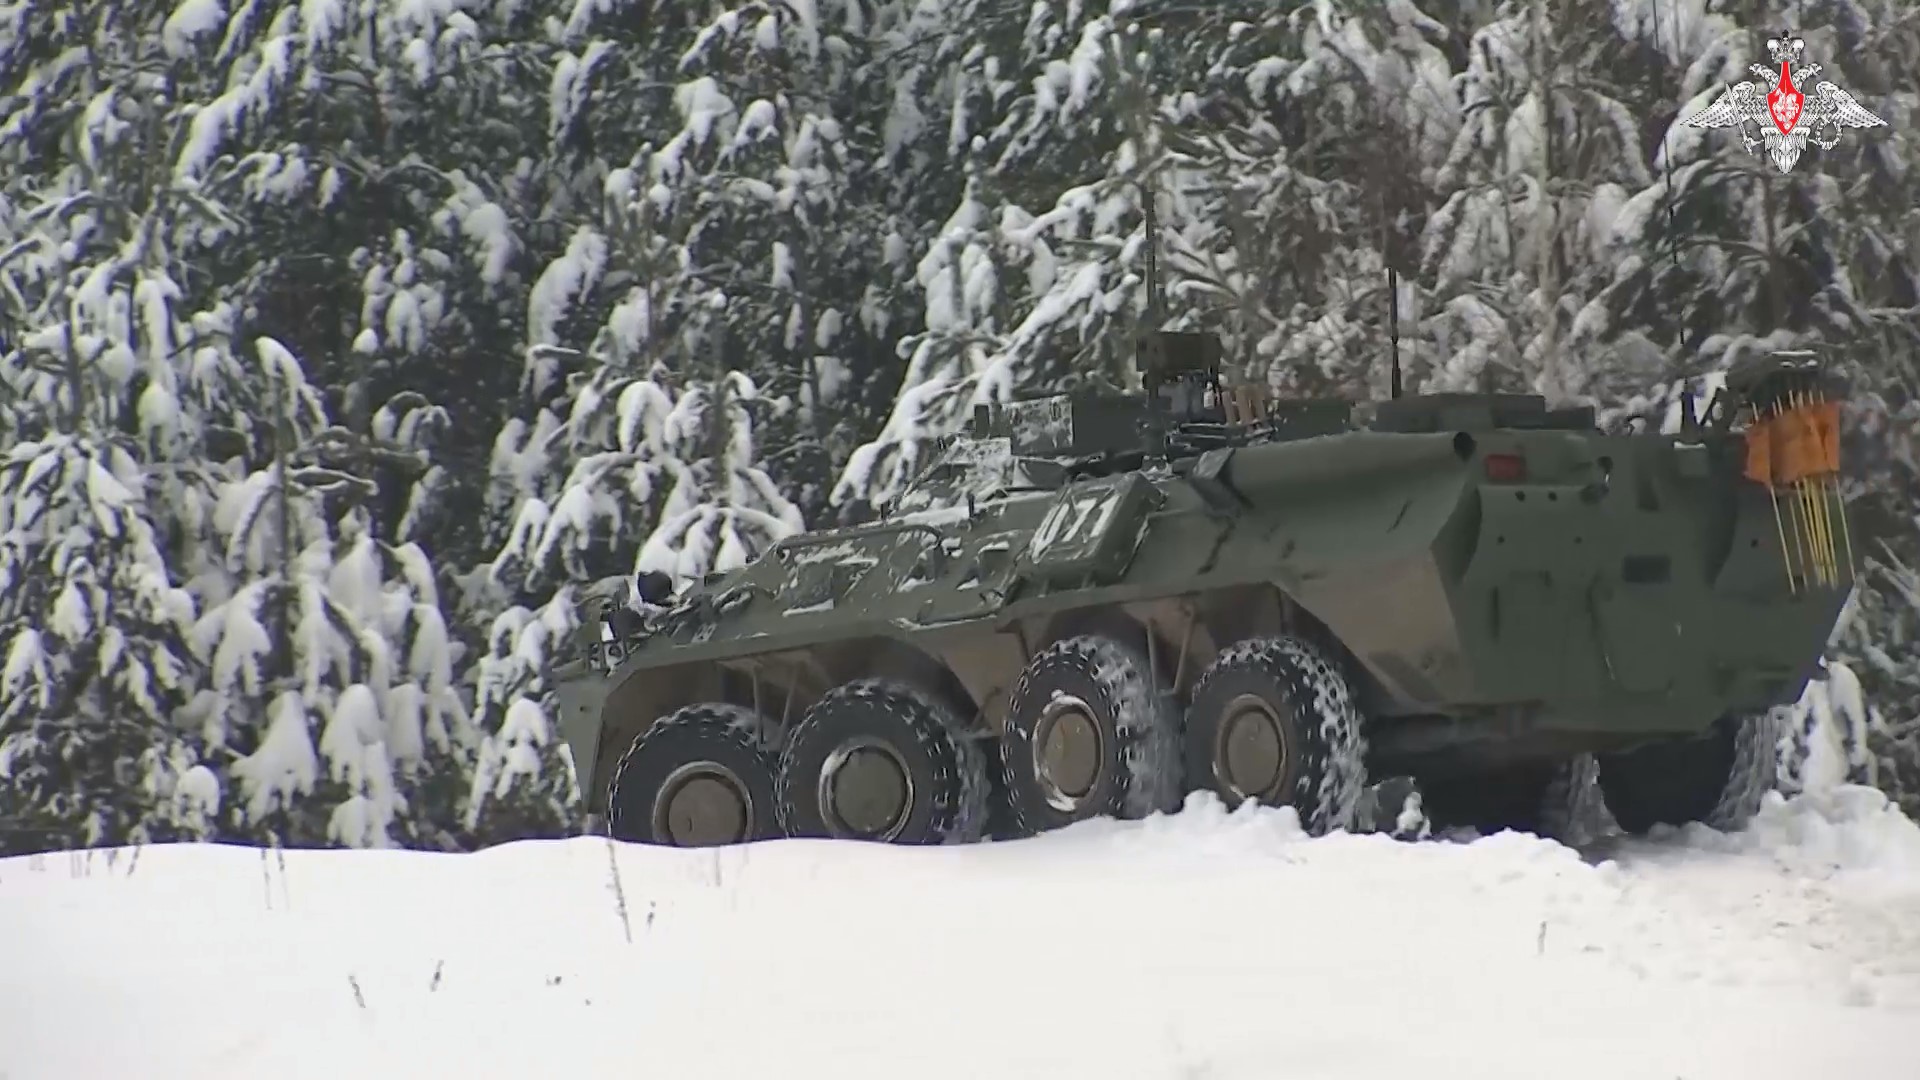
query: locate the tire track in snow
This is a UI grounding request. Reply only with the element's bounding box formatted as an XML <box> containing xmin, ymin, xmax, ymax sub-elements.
<box><xmin>1566</xmin><ymin>788</ymin><xmax>1920</xmax><ymax>1008</ymax></box>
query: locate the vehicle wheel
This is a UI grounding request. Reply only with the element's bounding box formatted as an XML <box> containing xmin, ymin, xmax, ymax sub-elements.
<box><xmin>777</xmin><ymin>678</ymin><xmax>989</xmax><ymax>844</ymax></box>
<box><xmin>1183</xmin><ymin>635</ymin><xmax>1368</xmax><ymax>835</ymax></box>
<box><xmin>1596</xmin><ymin>712</ymin><xmax>1780</xmax><ymax>834</ymax></box>
<box><xmin>998</xmin><ymin>634</ymin><xmax>1182</xmax><ymax>835</ymax></box>
<box><xmin>605</xmin><ymin>702</ymin><xmax>782</xmax><ymax>847</ymax></box>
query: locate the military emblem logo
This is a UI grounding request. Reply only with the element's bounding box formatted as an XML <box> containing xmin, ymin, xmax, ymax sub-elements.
<box><xmin>1681</xmin><ymin>33</ymin><xmax>1887</xmax><ymax>174</ymax></box>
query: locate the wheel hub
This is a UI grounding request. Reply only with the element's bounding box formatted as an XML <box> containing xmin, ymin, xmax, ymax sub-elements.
<box><xmin>652</xmin><ymin>762</ymin><xmax>754</xmax><ymax>846</ymax></box>
<box><xmin>818</xmin><ymin>737</ymin><xmax>914</xmax><ymax>840</ymax></box>
<box><xmin>1215</xmin><ymin>693</ymin><xmax>1289</xmax><ymax>802</ymax></box>
<box><xmin>1033</xmin><ymin>693</ymin><xmax>1106</xmax><ymax>813</ymax></box>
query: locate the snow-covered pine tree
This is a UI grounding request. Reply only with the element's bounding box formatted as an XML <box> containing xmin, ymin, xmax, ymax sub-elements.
<box><xmin>462</xmin><ymin>591</ymin><xmax>582</xmax><ymax>842</ymax></box>
<box><xmin>833</xmin><ymin>5</ymin><xmax>1198</xmax><ymax>513</ymax></box>
<box><xmin>1585</xmin><ymin>10</ymin><xmax>1882</xmax><ymax>432</ymax></box>
<box><xmin>462</xmin><ymin>15</ymin><xmax>692</xmax><ymax>842</ymax></box>
<box><xmin>1412</xmin><ymin>0</ymin><xmax>1666</xmax><ymax>403</ymax></box>
<box><xmin>0</xmin><ymin>427</ymin><xmax>207</xmax><ymax>853</ymax></box>
<box><xmin>0</xmin><ymin>254</ymin><xmax>224</xmax><ymax>855</ymax></box>
<box><xmin>1591</xmin><ymin>6</ymin><xmax>1920</xmax><ymax>801</ymax></box>
<box><xmin>470</xmin><ymin>5</ymin><xmax>873</xmax><ymax>839</ymax></box>
<box><xmin>1119</xmin><ymin>1</ymin><xmax>1459</xmax><ymax>400</ymax></box>
<box><xmin>1787</xmin><ymin>6</ymin><xmax>1920</xmax><ymax>813</ymax></box>
<box><xmin>668</xmin><ymin>0</ymin><xmax>915</xmax><ymax>518</ymax></box>
<box><xmin>472</xmin><ymin>321</ymin><xmax>805</xmax><ymax>840</ymax></box>
<box><xmin>162</xmin><ymin>0</ymin><xmax>556</xmax><ymax>577</ymax></box>
<box><xmin>484</xmin><ymin>19</ymin><xmax>820</xmax><ymax>597</ymax></box>
<box><xmin>175</xmin><ymin>3</ymin><xmax>559</xmax><ymax>845</ymax></box>
<box><xmin>75</xmin><ymin>0</ymin><xmax>532</xmax><ymax>849</ymax></box>
<box><xmin>1852</xmin><ymin>544</ymin><xmax>1920</xmax><ymax>811</ymax></box>
<box><xmin>637</xmin><ymin>355</ymin><xmax>807</xmax><ymax>583</ymax></box>
<box><xmin>180</xmin><ymin>338</ymin><xmax>474</xmax><ymax>849</ymax></box>
<box><xmin>0</xmin><ymin>0</ymin><xmax>282</xmax><ymax>851</ymax></box>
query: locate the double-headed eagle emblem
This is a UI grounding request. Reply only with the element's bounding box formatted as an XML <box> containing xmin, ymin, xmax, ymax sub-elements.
<box><xmin>1682</xmin><ymin>34</ymin><xmax>1887</xmax><ymax>174</ymax></box>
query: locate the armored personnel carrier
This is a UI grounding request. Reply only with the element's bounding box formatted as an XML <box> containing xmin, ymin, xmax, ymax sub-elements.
<box><xmin>547</xmin><ymin>308</ymin><xmax>1853</xmax><ymax>847</ymax></box>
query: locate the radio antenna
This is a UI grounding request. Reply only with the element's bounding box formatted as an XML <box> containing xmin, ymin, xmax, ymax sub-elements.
<box><xmin>1389</xmin><ymin>264</ymin><xmax>1403</xmax><ymax>399</ymax></box>
<box><xmin>1143</xmin><ymin>180</ymin><xmax>1166</xmax><ymax>326</ymax></box>
<box><xmin>1654</xmin><ymin>0</ymin><xmax>1680</xmax><ymax>271</ymax></box>
<box><xmin>1380</xmin><ymin>110</ymin><xmax>1403</xmax><ymax>400</ymax></box>
<box><xmin>1137</xmin><ymin>176</ymin><xmax>1171</xmax><ymax>470</ymax></box>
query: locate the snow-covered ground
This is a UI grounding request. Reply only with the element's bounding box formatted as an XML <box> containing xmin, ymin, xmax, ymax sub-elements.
<box><xmin>5</xmin><ymin>788</ymin><xmax>1920</xmax><ymax>1080</ymax></box>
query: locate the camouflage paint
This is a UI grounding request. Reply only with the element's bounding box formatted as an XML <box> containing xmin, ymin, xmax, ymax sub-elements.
<box><xmin>552</xmin><ymin>356</ymin><xmax>1849</xmax><ymax>807</ymax></box>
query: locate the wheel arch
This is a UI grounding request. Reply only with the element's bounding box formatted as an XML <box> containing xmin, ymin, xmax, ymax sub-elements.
<box><xmin>946</xmin><ymin>581</ymin><xmax>1373</xmax><ymax>735</ymax></box>
<box><xmin>590</xmin><ymin>633</ymin><xmax>981</xmax><ymax>807</ymax></box>
<box><xmin>1029</xmin><ymin>582</ymin><xmax>1366</xmax><ymax>696</ymax></box>
<box><xmin>588</xmin><ymin>582</ymin><xmax>1380</xmax><ymax>807</ymax></box>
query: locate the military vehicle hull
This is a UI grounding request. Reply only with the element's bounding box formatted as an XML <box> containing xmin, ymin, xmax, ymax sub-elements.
<box><xmin>551</xmin><ymin>366</ymin><xmax>1851</xmax><ymax>847</ymax></box>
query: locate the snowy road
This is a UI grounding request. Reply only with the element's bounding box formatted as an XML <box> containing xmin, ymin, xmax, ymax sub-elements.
<box><xmin>4</xmin><ymin>786</ymin><xmax>1919</xmax><ymax>1080</ymax></box>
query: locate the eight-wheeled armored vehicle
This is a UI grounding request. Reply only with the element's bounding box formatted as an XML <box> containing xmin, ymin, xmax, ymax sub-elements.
<box><xmin>549</xmin><ymin>321</ymin><xmax>1854</xmax><ymax>847</ymax></box>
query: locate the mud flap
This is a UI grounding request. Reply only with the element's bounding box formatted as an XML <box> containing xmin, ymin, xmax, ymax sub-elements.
<box><xmin>1156</xmin><ymin>687</ymin><xmax>1185</xmax><ymax>805</ymax></box>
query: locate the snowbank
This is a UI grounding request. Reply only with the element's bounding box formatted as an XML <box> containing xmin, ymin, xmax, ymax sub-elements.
<box><xmin>5</xmin><ymin>789</ymin><xmax>1920</xmax><ymax>1080</ymax></box>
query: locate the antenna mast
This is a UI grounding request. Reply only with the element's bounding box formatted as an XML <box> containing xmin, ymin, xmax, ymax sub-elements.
<box><xmin>1139</xmin><ymin>178</ymin><xmax>1171</xmax><ymax>471</ymax></box>
<box><xmin>1378</xmin><ymin>101</ymin><xmax>1403</xmax><ymax>400</ymax></box>
<box><xmin>1532</xmin><ymin>0</ymin><xmax>1559</xmax><ymax>391</ymax></box>
<box><xmin>1388</xmin><ymin>265</ymin><xmax>1402</xmax><ymax>399</ymax></box>
<box><xmin>1144</xmin><ymin>184</ymin><xmax>1166</xmax><ymax>325</ymax></box>
<box><xmin>1654</xmin><ymin>0</ymin><xmax>1679</xmax><ymax>271</ymax></box>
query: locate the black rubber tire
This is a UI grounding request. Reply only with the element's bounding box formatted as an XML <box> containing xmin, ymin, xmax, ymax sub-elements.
<box><xmin>605</xmin><ymin>702</ymin><xmax>782</xmax><ymax>846</ymax></box>
<box><xmin>998</xmin><ymin>634</ymin><xmax>1182</xmax><ymax>836</ymax></box>
<box><xmin>1596</xmin><ymin>713</ymin><xmax>1779</xmax><ymax>834</ymax></box>
<box><xmin>1183</xmin><ymin>635</ymin><xmax>1368</xmax><ymax>835</ymax></box>
<box><xmin>777</xmin><ymin>678</ymin><xmax>989</xmax><ymax>844</ymax></box>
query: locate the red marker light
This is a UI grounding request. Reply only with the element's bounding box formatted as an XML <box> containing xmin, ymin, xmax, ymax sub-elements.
<box><xmin>1483</xmin><ymin>453</ymin><xmax>1527</xmax><ymax>482</ymax></box>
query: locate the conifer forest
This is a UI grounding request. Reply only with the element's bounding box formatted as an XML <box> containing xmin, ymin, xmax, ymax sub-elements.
<box><xmin>1</xmin><ymin>0</ymin><xmax>1916</xmax><ymax>855</ymax></box>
